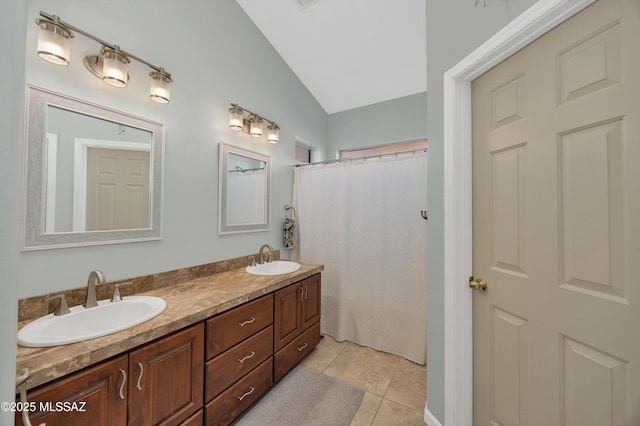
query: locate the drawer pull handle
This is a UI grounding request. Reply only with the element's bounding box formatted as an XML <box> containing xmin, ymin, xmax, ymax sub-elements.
<box><xmin>118</xmin><ymin>369</ymin><xmax>127</xmax><ymax>400</ymax></box>
<box><xmin>238</xmin><ymin>351</ymin><xmax>256</xmax><ymax>363</ymax></box>
<box><xmin>136</xmin><ymin>362</ymin><xmax>144</xmax><ymax>391</ymax></box>
<box><xmin>237</xmin><ymin>386</ymin><xmax>255</xmax><ymax>401</ymax></box>
<box><xmin>297</xmin><ymin>342</ymin><xmax>309</xmax><ymax>352</ymax></box>
<box><xmin>238</xmin><ymin>317</ymin><xmax>256</xmax><ymax>327</ymax></box>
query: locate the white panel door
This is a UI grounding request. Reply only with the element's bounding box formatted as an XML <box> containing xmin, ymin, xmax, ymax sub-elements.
<box><xmin>472</xmin><ymin>0</ymin><xmax>640</xmax><ymax>424</ymax></box>
<box><xmin>86</xmin><ymin>147</ymin><xmax>150</xmax><ymax>231</ymax></box>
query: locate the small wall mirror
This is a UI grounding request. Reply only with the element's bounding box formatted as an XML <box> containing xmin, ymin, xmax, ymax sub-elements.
<box><xmin>23</xmin><ymin>85</ymin><xmax>164</xmax><ymax>250</ymax></box>
<box><xmin>218</xmin><ymin>142</ymin><xmax>271</xmax><ymax>234</ymax></box>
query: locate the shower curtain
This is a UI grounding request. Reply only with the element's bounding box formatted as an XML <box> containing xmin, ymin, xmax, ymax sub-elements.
<box><xmin>294</xmin><ymin>154</ymin><xmax>427</xmax><ymax>363</ymax></box>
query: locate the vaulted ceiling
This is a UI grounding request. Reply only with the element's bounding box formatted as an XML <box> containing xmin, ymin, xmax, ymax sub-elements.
<box><xmin>236</xmin><ymin>0</ymin><xmax>427</xmax><ymax>114</ymax></box>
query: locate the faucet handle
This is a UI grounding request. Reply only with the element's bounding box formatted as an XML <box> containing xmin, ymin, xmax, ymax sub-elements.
<box><xmin>110</xmin><ymin>283</ymin><xmax>131</xmax><ymax>303</ymax></box>
<box><xmin>267</xmin><ymin>252</ymin><xmax>273</xmax><ymax>263</ymax></box>
<box><xmin>248</xmin><ymin>256</ymin><xmax>256</xmax><ymax>267</ymax></box>
<box><xmin>111</xmin><ymin>285</ymin><xmax>123</xmax><ymax>303</ymax></box>
<box><xmin>43</xmin><ymin>294</ymin><xmax>70</xmax><ymax>316</ymax></box>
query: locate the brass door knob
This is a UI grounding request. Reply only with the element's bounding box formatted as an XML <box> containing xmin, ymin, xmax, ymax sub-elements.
<box><xmin>469</xmin><ymin>277</ymin><xmax>488</xmax><ymax>291</ymax></box>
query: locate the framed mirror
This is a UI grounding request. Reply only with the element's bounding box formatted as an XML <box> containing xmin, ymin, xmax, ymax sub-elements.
<box><xmin>23</xmin><ymin>85</ymin><xmax>164</xmax><ymax>250</ymax></box>
<box><xmin>218</xmin><ymin>142</ymin><xmax>271</xmax><ymax>234</ymax></box>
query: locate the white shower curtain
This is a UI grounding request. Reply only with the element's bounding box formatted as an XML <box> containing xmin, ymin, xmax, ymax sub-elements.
<box><xmin>294</xmin><ymin>154</ymin><xmax>427</xmax><ymax>363</ymax></box>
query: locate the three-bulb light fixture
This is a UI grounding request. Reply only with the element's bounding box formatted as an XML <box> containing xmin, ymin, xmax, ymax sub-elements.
<box><xmin>228</xmin><ymin>103</ymin><xmax>280</xmax><ymax>144</ymax></box>
<box><xmin>34</xmin><ymin>11</ymin><xmax>173</xmax><ymax>104</ymax></box>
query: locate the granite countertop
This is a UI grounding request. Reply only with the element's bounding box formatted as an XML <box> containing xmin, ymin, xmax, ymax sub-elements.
<box><xmin>16</xmin><ymin>262</ymin><xmax>323</xmax><ymax>391</ymax></box>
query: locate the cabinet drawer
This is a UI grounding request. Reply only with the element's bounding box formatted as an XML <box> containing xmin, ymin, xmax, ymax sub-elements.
<box><xmin>205</xmin><ymin>357</ymin><xmax>273</xmax><ymax>426</ymax></box>
<box><xmin>274</xmin><ymin>321</ymin><xmax>321</xmax><ymax>382</ymax></box>
<box><xmin>206</xmin><ymin>294</ymin><xmax>273</xmax><ymax>359</ymax></box>
<box><xmin>205</xmin><ymin>325</ymin><xmax>273</xmax><ymax>401</ymax></box>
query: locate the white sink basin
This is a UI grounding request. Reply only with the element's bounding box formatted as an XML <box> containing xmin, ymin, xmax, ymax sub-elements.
<box><xmin>246</xmin><ymin>260</ymin><xmax>301</xmax><ymax>276</ymax></box>
<box><xmin>18</xmin><ymin>296</ymin><xmax>166</xmax><ymax>347</ymax></box>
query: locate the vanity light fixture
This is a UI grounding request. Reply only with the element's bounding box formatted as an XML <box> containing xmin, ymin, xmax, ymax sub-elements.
<box><xmin>149</xmin><ymin>69</ymin><xmax>173</xmax><ymax>103</ymax></box>
<box><xmin>228</xmin><ymin>103</ymin><xmax>280</xmax><ymax>144</ymax></box>
<box><xmin>34</xmin><ymin>11</ymin><xmax>173</xmax><ymax>103</ymax></box>
<box><xmin>97</xmin><ymin>46</ymin><xmax>130</xmax><ymax>87</ymax></box>
<box><xmin>266</xmin><ymin>123</ymin><xmax>280</xmax><ymax>144</ymax></box>
<box><xmin>35</xmin><ymin>15</ymin><xmax>73</xmax><ymax>65</ymax></box>
<box><xmin>249</xmin><ymin>116</ymin><xmax>263</xmax><ymax>138</ymax></box>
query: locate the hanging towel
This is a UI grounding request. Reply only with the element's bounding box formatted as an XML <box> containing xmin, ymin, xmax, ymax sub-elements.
<box><xmin>283</xmin><ymin>217</ymin><xmax>296</xmax><ymax>249</ymax></box>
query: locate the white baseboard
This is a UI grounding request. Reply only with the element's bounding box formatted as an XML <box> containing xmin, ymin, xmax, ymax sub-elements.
<box><xmin>424</xmin><ymin>403</ymin><xmax>444</xmax><ymax>426</ymax></box>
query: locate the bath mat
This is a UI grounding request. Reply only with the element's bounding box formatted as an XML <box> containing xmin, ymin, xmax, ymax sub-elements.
<box><xmin>235</xmin><ymin>365</ymin><xmax>365</xmax><ymax>426</ymax></box>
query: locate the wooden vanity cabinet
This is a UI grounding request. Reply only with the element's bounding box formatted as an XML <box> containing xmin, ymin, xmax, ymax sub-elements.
<box><xmin>18</xmin><ymin>273</ymin><xmax>321</xmax><ymax>426</ymax></box>
<box><xmin>274</xmin><ymin>274</ymin><xmax>321</xmax><ymax>381</ymax></box>
<box><xmin>16</xmin><ymin>324</ymin><xmax>203</xmax><ymax>426</ymax></box>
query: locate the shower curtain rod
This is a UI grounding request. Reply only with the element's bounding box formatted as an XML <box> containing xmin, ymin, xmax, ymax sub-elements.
<box><xmin>295</xmin><ymin>147</ymin><xmax>427</xmax><ymax>168</ymax></box>
<box><xmin>229</xmin><ymin>166</ymin><xmax>265</xmax><ymax>173</ymax></box>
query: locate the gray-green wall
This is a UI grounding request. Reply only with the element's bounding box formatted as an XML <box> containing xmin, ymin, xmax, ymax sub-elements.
<box><xmin>19</xmin><ymin>0</ymin><xmax>328</xmax><ymax>299</ymax></box>
<box><xmin>425</xmin><ymin>0</ymin><xmax>538</xmax><ymax>423</ymax></box>
<box><xmin>1</xmin><ymin>1</ymin><xmax>25</xmax><ymax>422</ymax></box>
<box><xmin>328</xmin><ymin>92</ymin><xmax>427</xmax><ymax>158</ymax></box>
<box><xmin>3</xmin><ymin>0</ymin><xmax>327</xmax><ymax>414</ymax></box>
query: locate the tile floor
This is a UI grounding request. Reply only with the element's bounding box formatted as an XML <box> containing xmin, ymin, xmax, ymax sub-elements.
<box><xmin>300</xmin><ymin>335</ymin><xmax>427</xmax><ymax>425</ymax></box>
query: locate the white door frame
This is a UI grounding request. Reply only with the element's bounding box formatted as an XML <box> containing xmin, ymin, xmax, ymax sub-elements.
<box><xmin>438</xmin><ymin>1</ymin><xmax>596</xmax><ymax>425</ymax></box>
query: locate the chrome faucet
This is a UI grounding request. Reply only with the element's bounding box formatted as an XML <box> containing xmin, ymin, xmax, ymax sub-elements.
<box><xmin>258</xmin><ymin>244</ymin><xmax>274</xmax><ymax>264</ymax></box>
<box><xmin>84</xmin><ymin>270</ymin><xmax>106</xmax><ymax>308</ymax></box>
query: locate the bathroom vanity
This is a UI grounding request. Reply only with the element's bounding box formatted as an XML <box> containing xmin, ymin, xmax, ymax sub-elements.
<box><xmin>15</xmin><ymin>262</ymin><xmax>322</xmax><ymax>426</ymax></box>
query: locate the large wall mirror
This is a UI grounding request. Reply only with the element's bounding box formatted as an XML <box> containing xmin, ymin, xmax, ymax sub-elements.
<box><xmin>218</xmin><ymin>142</ymin><xmax>271</xmax><ymax>234</ymax></box>
<box><xmin>23</xmin><ymin>85</ymin><xmax>164</xmax><ymax>250</ymax></box>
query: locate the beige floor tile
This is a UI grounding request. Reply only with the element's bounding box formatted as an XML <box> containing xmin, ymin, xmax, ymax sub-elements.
<box><xmin>384</xmin><ymin>358</ymin><xmax>427</xmax><ymax>412</ymax></box>
<box><xmin>323</xmin><ymin>341</ymin><xmax>400</xmax><ymax>396</ymax></box>
<box><xmin>350</xmin><ymin>392</ymin><xmax>382</xmax><ymax>426</ymax></box>
<box><xmin>300</xmin><ymin>334</ymin><xmax>345</xmax><ymax>372</ymax></box>
<box><xmin>372</xmin><ymin>399</ymin><xmax>426</xmax><ymax>426</ymax></box>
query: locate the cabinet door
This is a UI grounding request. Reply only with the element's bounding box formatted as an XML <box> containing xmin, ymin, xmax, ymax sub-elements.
<box><xmin>301</xmin><ymin>274</ymin><xmax>321</xmax><ymax>330</ymax></box>
<box><xmin>274</xmin><ymin>322</ymin><xmax>321</xmax><ymax>382</ymax></box>
<box><xmin>273</xmin><ymin>283</ymin><xmax>302</xmax><ymax>352</ymax></box>
<box><xmin>179</xmin><ymin>409</ymin><xmax>203</xmax><ymax>426</ymax></box>
<box><xmin>16</xmin><ymin>355</ymin><xmax>128</xmax><ymax>426</ymax></box>
<box><xmin>128</xmin><ymin>324</ymin><xmax>204</xmax><ymax>426</ymax></box>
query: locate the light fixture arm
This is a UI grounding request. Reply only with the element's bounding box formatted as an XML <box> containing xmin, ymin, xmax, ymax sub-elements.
<box><xmin>38</xmin><ymin>11</ymin><xmax>171</xmax><ymax>78</ymax></box>
<box><xmin>230</xmin><ymin>103</ymin><xmax>278</xmax><ymax>128</ymax></box>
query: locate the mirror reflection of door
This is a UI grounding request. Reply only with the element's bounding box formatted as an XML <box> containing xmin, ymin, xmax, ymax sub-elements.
<box><xmin>85</xmin><ymin>147</ymin><xmax>150</xmax><ymax>231</ymax></box>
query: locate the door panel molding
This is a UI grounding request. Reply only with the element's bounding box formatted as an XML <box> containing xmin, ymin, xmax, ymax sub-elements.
<box><xmin>437</xmin><ymin>1</ymin><xmax>596</xmax><ymax>425</ymax></box>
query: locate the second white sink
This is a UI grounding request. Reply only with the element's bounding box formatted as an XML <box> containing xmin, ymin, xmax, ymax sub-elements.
<box><xmin>17</xmin><ymin>296</ymin><xmax>167</xmax><ymax>347</ymax></box>
<box><xmin>246</xmin><ymin>260</ymin><xmax>301</xmax><ymax>276</ymax></box>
